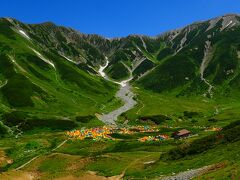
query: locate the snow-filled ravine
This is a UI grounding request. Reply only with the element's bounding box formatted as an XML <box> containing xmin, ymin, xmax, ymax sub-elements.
<box><xmin>97</xmin><ymin>59</ymin><xmax>137</xmax><ymax>124</ymax></box>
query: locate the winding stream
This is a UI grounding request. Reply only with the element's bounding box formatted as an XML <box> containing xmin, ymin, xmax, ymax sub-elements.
<box><xmin>98</xmin><ymin>60</ymin><xmax>137</xmax><ymax>124</ymax></box>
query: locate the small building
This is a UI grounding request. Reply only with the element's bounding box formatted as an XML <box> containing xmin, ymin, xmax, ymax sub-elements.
<box><xmin>172</xmin><ymin>129</ymin><xmax>191</xmax><ymax>139</ymax></box>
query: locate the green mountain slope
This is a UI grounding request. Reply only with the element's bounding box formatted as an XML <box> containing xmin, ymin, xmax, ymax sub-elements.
<box><xmin>1</xmin><ymin>14</ymin><xmax>240</xmax><ymax>132</ymax></box>
<box><xmin>1</xmin><ymin>14</ymin><xmax>240</xmax><ymax>179</ymax></box>
<box><xmin>0</xmin><ymin>18</ymin><xmax>118</xmax><ymax>131</ymax></box>
<box><xmin>137</xmin><ymin>14</ymin><xmax>240</xmax><ymax>98</ymax></box>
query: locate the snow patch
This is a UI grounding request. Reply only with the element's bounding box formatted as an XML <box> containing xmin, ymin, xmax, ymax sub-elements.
<box><xmin>30</xmin><ymin>48</ymin><xmax>56</xmax><ymax>69</ymax></box>
<box><xmin>136</xmin><ymin>45</ymin><xmax>142</xmax><ymax>52</ymax></box>
<box><xmin>98</xmin><ymin>58</ymin><xmax>132</xmax><ymax>87</ymax></box>
<box><xmin>140</xmin><ymin>36</ymin><xmax>147</xmax><ymax>49</ymax></box>
<box><xmin>132</xmin><ymin>50</ymin><xmax>137</xmax><ymax>56</ymax></box>
<box><xmin>226</xmin><ymin>69</ymin><xmax>234</xmax><ymax>75</ymax></box>
<box><xmin>118</xmin><ymin>77</ymin><xmax>133</xmax><ymax>87</ymax></box>
<box><xmin>19</xmin><ymin>30</ymin><xmax>30</xmax><ymax>40</ymax></box>
<box><xmin>98</xmin><ymin>60</ymin><xmax>109</xmax><ymax>78</ymax></box>
<box><xmin>61</xmin><ymin>54</ymin><xmax>78</xmax><ymax>64</ymax></box>
<box><xmin>87</xmin><ymin>65</ymin><xmax>98</xmax><ymax>73</ymax></box>
<box><xmin>221</xmin><ymin>20</ymin><xmax>233</xmax><ymax>31</ymax></box>
<box><xmin>237</xmin><ymin>51</ymin><xmax>240</xmax><ymax>59</ymax></box>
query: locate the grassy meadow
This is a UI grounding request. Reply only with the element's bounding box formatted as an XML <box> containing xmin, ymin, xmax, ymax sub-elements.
<box><xmin>1</xmin><ymin>86</ymin><xmax>240</xmax><ymax>179</ymax></box>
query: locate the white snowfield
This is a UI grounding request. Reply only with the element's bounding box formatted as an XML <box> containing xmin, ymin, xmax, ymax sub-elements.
<box><xmin>61</xmin><ymin>54</ymin><xmax>78</xmax><ymax>64</ymax></box>
<box><xmin>30</xmin><ymin>48</ymin><xmax>56</xmax><ymax>69</ymax></box>
<box><xmin>61</xmin><ymin>54</ymin><xmax>97</xmax><ymax>74</ymax></box>
<box><xmin>98</xmin><ymin>60</ymin><xmax>109</xmax><ymax>78</ymax></box>
<box><xmin>118</xmin><ymin>76</ymin><xmax>133</xmax><ymax>87</ymax></box>
<box><xmin>18</xmin><ymin>30</ymin><xmax>31</xmax><ymax>40</ymax></box>
<box><xmin>98</xmin><ymin>59</ymin><xmax>132</xmax><ymax>87</ymax></box>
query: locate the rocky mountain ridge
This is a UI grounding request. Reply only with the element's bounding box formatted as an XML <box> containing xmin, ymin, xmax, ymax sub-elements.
<box><xmin>0</xmin><ymin>14</ymin><xmax>240</xmax><ymax>114</ymax></box>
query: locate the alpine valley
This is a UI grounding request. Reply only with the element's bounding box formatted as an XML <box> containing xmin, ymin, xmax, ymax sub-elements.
<box><xmin>1</xmin><ymin>14</ymin><xmax>240</xmax><ymax>179</ymax></box>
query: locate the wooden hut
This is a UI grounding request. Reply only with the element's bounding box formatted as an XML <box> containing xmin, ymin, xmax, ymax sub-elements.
<box><xmin>172</xmin><ymin>129</ymin><xmax>191</xmax><ymax>139</ymax></box>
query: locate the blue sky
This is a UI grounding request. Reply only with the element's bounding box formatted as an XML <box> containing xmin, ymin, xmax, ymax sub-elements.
<box><xmin>1</xmin><ymin>0</ymin><xmax>240</xmax><ymax>38</ymax></box>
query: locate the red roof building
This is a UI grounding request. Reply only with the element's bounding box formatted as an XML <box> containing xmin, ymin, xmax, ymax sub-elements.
<box><xmin>172</xmin><ymin>129</ymin><xmax>191</xmax><ymax>139</ymax></box>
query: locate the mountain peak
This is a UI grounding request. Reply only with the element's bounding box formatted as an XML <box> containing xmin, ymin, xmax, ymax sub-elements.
<box><xmin>221</xmin><ymin>13</ymin><xmax>240</xmax><ymax>18</ymax></box>
<box><xmin>207</xmin><ymin>13</ymin><xmax>240</xmax><ymax>32</ymax></box>
<box><xmin>38</xmin><ymin>21</ymin><xmax>56</xmax><ymax>27</ymax></box>
<box><xmin>0</xmin><ymin>17</ymin><xmax>20</xmax><ymax>24</ymax></box>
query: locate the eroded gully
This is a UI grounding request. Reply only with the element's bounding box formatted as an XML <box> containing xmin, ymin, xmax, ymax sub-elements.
<box><xmin>97</xmin><ymin>60</ymin><xmax>137</xmax><ymax>124</ymax></box>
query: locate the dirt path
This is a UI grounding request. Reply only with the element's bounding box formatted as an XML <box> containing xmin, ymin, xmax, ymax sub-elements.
<box><xmin>99</xmin><ymin>83</ymin><xmax>137</xmax><ymax>124</ymax></box>
<box><xmin>16</xmin><ymin>156</ymin><xmax>40</xmax><ymax>171</ymax></box>
<box><xmin>136</xmin><ymin>99</ymin><xmax>145</xmax><ymax>115</ymax></box>
<box><xmin>160</xmin><ymin>165</ymin><xmax>213</xmax><ymax>180</ymax></box>
<box><xmin>51</xmin><ymin>139</ymin><xmax>68</xmax><ymax>152</ymax></box>
<box><xmin>15</xmin><ymin>140</ymin><xmax>67</xmax><ymax>170</ymax></box>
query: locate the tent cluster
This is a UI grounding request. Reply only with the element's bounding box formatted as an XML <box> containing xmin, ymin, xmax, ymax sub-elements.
<box><xmin>66</xmin><ymin>125</ymin><xmax>161</xmax><ymax>141</ymax></box>
<box><xmin>138</xmin><ymin>134</ymin><xmax>169</xmax><ymax>142</ymax></box>
<box><xmin>118</xmin><ymin>127</ymin><xmax>134</xmax><ymax>135</ymax></box>
<box><xmin>66</xmin><ymin>126</ymin><xmax>114</xmax><ymax>141</ymax></box>
<box><xmin>132</xmin><ymin>125</ymin><xmax>159</xmax><ymax>133</ymax></box>
<box><xmin>205</xmin><ymin>127</ymin><xmax>222</xmax><ymax>132</ymax></box>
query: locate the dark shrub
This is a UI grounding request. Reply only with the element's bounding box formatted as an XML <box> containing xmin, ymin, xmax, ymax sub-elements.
<box><xmin>183</xmin><ymin>111</ymin><xmax>199</xmax><ymax>118</ymax></box>
<box><xmin>208</xmin><ymin>118</ymin><xmax>218</xmax><ymax>122</ymax></box>
<box><xmin>1</xmin><ymin>75</ymin><xmax>34</xmax><ymax>107</ymax></box>
<box><xmin>23</xmin><ymin>119</ymin><xmax>77</xmax><ymax>131</ymax></box>
<box><xmin>140</xmin><ymin>115</ymin><xmax>170</xmax><ymax>124</ymax></box>
<box><xmin>0</xmin><ymin>122</ymin><xmax>8</xmax><ymax>136</ymax></box>
<box><xmin>2</xmin><ymin>111</ymin><xmax>28</xmax><ymax>126</ymax></box>
<box><xmin>76</xmin><ymin>115</ymin><xmax>94</xmax><ymax>123</ymax></box>
<box><xmin>2</xmin><ymin>111</ymin><xmax>77</xmax><ymax>131</ymax></box>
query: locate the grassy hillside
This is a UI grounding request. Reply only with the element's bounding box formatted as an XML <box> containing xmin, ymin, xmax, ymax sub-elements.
<box><xmin>1</xmin><ymin>117</ymin><xmax>239</xmax><ymax>179</ymax></box>
<box><xmin>1</xmin><ymin>15</ymin><xmax>240</xmax><ymax>179</ymax></box>
<box><xmin>137</xmin><ymin>15</ymin><xmax>240</xmax><ymax>99</ymax></box>
<box><xmin>0</xmin><ymin>18</ymin><xmax>120</xmax><ymax>132</ymax></box>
